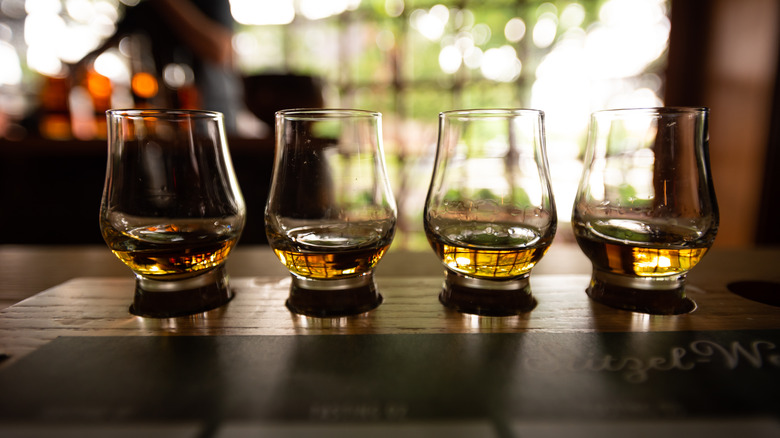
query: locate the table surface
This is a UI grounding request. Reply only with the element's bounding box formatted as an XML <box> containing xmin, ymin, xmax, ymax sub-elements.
<box><xmin>1</xmin><ymin>243</ymin><xmax>780</xmax><ymax>368</ymax></box>
<box><xmin>1</xmin><ymin>243</ymin><xmax>780</xmax><ymax>436</ymax></box>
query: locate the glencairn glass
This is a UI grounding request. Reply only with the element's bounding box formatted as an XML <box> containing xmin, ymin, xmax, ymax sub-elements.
<box><xmin>265</xmin><ymin>109</ymin><xmax>397</xmax><ymax>317</ymax></box>
<box><xmin>100</xmin><ymin>109</ymin><xmax>246</xmax><ymax>317</ymax></box>
<box><xmin>572</xmin><ymin>107</ymin><xmax>718</xmax><ymax>314</ymax></box>
<box><xmin>424</xmin><ymin>109</ymin><xmax>557</xmax><ymax>315</ymax></box>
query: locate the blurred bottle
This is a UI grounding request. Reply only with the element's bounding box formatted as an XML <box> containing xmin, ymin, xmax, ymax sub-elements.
<box><xmin>38</xmin><ymin>74</ymin><xmax>72</xmax><ymax>140</ymax></box>
<box><xmin>70</xmin><ymin>63</ymin><xmax>114</xmax><ymax>140</ymax></box>
<box><xmin>163</xmin><ymin>62</ymin><xmax>200</xmax><ymax>110</ymax></box>
<box><xmin>87</xmin><ymin>68</ymin><xmax>112</xmax><ymax>139</ymax></box>
<box><xmin>127</xmin><ymin>33</ymin><xmax>163</xmax><ymax>108</ymax></box>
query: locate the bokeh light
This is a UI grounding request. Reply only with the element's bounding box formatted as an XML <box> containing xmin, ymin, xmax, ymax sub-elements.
<box><xmin>504</xmin><ymin>17</ymin><xmax>526</xmax><ymax>43</ymax></box>
<box><xmin>481</xmin><ymin>46</ymin><xmax>522</xmax><ymax>83</ymax></box>
<box><xmin>411</xmin><ymin>7</ymin><xmax>447</xmax><ymax>41</ymax></box>
<box><xmin>94</xmin><ymin>50</ymin><xmax>128</xmax><ymax>84</ymax></box>
<box><xmin>230</xmin><ymin>0</ymin><xmax>295</xmax><ymax>25</ymax></box>
<box><xmin>0</xmin><ymin>41</ymin><xmax>22</xmax><ymax>85</ymax></box>
<box><xmin>533</xmin><ymin>12</ymin><xmax>558</xmax><ymax>48</ymax></box>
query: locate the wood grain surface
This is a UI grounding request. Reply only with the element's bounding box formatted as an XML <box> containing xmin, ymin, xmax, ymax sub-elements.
<box><xmin>1</xmin><ymin>243</ymin><xmax>779</xmax><ymax>370</ymax></box>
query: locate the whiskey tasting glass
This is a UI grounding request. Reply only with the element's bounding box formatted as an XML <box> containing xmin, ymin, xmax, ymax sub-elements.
<box><xmin>100</xmin><ymin>109</ymin><xmax>246</xmax><ymax>318</ymax></box>
<box><xmin>265</xmin><ymin>109</ymin><xmax>397</xmax><ymax>317</ymax></box>
<box><xmin>424</xmin><ymin>109</ymin><xmax>557</xmax><ymax>316</ymax></box>
<box><xmin>572</xmin><ymin>107</ymin><xmax>718</xmax><ymax>314</ymax></box>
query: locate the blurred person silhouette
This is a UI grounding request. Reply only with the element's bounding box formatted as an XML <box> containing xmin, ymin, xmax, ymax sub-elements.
<box><xmin>79</xmin><ymin>0</ymin><xmax>265</xmax><ymax>137</ymax></box>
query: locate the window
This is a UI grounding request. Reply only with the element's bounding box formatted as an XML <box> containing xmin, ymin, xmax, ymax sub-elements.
<box><xmin>232</xmin><ymin>0</ymin><xmax>670</xmax><ymax>249</ymax></box>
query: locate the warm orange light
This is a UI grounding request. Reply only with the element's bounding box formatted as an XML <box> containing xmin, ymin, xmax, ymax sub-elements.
<box><xmin>40</xmin><ymin>115</ymin><xmax>71</xmax><ymax>140</ymax></box>
<box><xmin>87</xmin><ymin>70</ymin><xmax>112</xmax><ymax>99</ymax></box>
<box><xmin>132</xmin><ymin>72</ymin><xmax>158</xmax><ymax>99</ymax></box>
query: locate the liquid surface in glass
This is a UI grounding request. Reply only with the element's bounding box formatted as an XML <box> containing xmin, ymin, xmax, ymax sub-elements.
<box><xmin>426</xmin><ymin>220</ymin><xmax>552</xmax><ymax>279</ymax></box>
<box><xmin>268</xmin><ymin>223</ymin><xmax>393</xmax><ymax>280</ymax></box>
<box><xmin>573</xmin><ymin>219</ymin><xmax>711</xmax><ymax>277</ymax></box>
<box><xmin>102</xmin><ymin>219</ymin><xmax>240</xmax><ymax>279</ymax></box>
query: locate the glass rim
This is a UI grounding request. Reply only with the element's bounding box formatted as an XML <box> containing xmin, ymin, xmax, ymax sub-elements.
<box><xmin>439</xmin><ymin>108</ymin><xmax>544</xmax><ymax>119</ymax></box>
<box><xmin>106</xmin><ymin>108</ymin><xmax>224</xmax><ymax>120</ymax></box>
<box><xmin>592</xmin><ymin>107</ymin><xmax>709</xmax><ymax>117</ymax></box>
<box><xmin>276</xmin><ymin>108</ymin><xmax>381</xmax><ymax>120</ymax></box>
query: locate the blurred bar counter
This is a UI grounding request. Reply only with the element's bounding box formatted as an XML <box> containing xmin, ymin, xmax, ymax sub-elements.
<box><xmin>0</xmin><ymin>137</ymin><xmax>275</xmax><ymax>245</ymax></box>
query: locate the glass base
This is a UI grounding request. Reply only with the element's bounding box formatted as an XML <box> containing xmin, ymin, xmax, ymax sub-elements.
<box><xmin>586</xmin><ymin>269</ymin><xmax>696</xmax><ymax>315</ymax></box>
<box><xmin>286</xmin><ymin>274</ymin><xmax>382</xmax><ymax>317</ymax></box>
<box><xmin>439</xmin><ymin>271</ymin><xmax>537</xmax><ymax>316</ymax></box>
<box><xmin>130</xmin><ymin>266</ymin><xmax>233</xmax><ymax>318</ymax></box>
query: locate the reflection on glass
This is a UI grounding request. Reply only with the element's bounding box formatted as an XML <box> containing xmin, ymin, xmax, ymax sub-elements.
<box><xmin>100</xmin><ymin>109</ymin><xmax>246</xmax><ymax>318</ymax></box>
<box><xmin>425</xmin><ymin>109</ymin><xmax>557</xmax><ymax>316</ymax></box>
<box><xmin>265</xmin><ymin>109</ymin><xmax>397</xmax><ymax>317</ymax></box>
<box><xmin>572</xmin><ymin>107</ymin><xmax>718</xmax><ymax>314</ymax></box>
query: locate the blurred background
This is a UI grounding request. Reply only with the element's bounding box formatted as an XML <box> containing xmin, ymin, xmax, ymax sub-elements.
<box><xmin>0</xmin><ymin>0</ymin><xmax>777</xmax><ymax>250</ymax></box>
